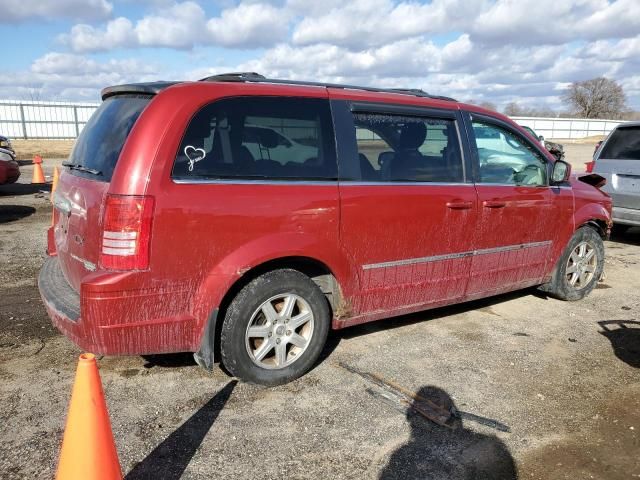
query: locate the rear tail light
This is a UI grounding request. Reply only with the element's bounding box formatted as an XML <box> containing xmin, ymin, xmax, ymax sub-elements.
<box><xmin>585</xmin><ymin>161</ymin><xmax>595</xmax><ymax>173</ymax></box>
<box><xmin>100</xmin><ymin>194</ymin><xmax>154</xmax><ymax>270</ymax></box>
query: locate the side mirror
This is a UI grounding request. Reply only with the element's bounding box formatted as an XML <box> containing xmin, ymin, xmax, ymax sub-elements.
<box><xmin>538</xmin><ymin>135</ymin><xmax>545</xmax><ymax>142</ymax></box>
<box><xmin>551</xmin><ymin>159</ymin><xmax>571</xmax><ymax>184</ymax></box>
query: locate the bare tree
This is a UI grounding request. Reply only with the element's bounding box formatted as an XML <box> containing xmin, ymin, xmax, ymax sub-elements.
<box><xmin>476</xmin><ymin>101</ymin><xmax>497</xmax><ymax>111</ymax></box>
<box><xmin>466</xmin><ymin>99</ymin><xmax>497</xmax><ymax>111</ymax></box>
<box><xmin>22</xmin><ymin>84</ymin><xmax>44</xmax><ymax>103</ymax></box>
<box><xmin>504</xmin><ymin>102</ymin><xmax>524</xmax><ymax>116</ymax></box>
<box><xmin>621</xmin><ymin>110</ymin><xmax>640</xmax><ymax>121</ymax></box>
<box><xmin>563</xmin><ymin>77</ymin><xmax>627</xmax><ymax>119</ymax></box>
<box><xmin>503</xmin><ymin>101</ymin><xmax>559</xmax><ymax>118</ymax></box>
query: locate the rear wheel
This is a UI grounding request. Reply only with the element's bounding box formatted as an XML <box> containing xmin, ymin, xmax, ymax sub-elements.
<box><xmin>540</xmin><ymin>226</ymin><xmax>605</xmax><ymax>301</ymax></box>
<box><xmin>220</xmin><ymin>269</ymin><xmax>330</xmax><ymax>386</ymax></box>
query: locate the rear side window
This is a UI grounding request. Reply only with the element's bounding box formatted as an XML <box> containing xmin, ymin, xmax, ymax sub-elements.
<box><xmin>173</xmin><ymin>97</ymin><xmax>337</xmax><ymax>180</ymax></box>
<box><xmin>600</xmin><ymin>126</ymin><xmax>640</xmax><ymax>160</ymax></box>
<box><xmin>352</xmin><ymin>113</ymin><xmax>464</xmax><ymax>182</ymax></box>
<box><xmin>67</xmin><ymin>95</ymin><xmax>150</xmax><ymax>181</ymax></box>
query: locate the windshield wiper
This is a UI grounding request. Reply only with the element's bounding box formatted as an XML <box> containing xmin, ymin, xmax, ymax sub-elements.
<box><xmin>62</xmin><ymin>162</ymin><xmax>103</xmax><ymax>176</ymax></box>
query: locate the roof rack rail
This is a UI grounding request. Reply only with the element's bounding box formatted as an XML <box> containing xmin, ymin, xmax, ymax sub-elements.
<box><xmin>202</xmin><ymin>72</ymin><xmax>266</xmax><ymax>82</ymax></box>
<box><xmin>199</xmin><ymin>72</ymin><xmax>457</xmax><ymax>102</ymax></box>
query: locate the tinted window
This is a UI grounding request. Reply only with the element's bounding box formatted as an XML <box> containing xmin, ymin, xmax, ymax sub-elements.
<box><xmin>67</xmin><ymin>95</ymin><xmax>150</xmax><ymax>181</ymax></box>
<box><xmin>173</xmin><ymin>97</ymin><xmax>336</xmax><ymax>180</ymax></box>
<box><xmin>352</xmin><ymin>113</ymin><xmax>464</xmax><ymax>182</ymax></box>
<box><xmin>600</xmin><ymin>126</ymin><xmax>640</xmax><ymax>160</ymax></box>
<box><xmin>472</xmin><ymin>121</ymin><xmax>547</xmax><ymax>186</ymax></box>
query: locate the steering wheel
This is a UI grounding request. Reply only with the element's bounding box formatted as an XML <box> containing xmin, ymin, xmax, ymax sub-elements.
<box><xmin>514</xmin><ymin>164</ymin><xmax>542</xmax><ymax>185</ymax></box>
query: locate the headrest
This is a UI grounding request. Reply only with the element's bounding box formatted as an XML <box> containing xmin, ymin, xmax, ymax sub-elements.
<box><xmin>398</xmin><ymin>122</ymin><xmax>427</xmax><ymax>149</ymax></box>
<box><xmin>258</xmin><ymin>128</ymin><xmax>279</xmax><ymax>149</ymax></box>
<box><xmin>190</xmin><ymin>120</ymin><xmax>215</xmax><ymax>139</ymax></box>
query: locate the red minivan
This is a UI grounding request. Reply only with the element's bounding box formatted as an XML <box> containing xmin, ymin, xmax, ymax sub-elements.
<box><xmin>39</xmin><ymin>73</ymin><xmax>612</xmax><ymax>385</ymax></box>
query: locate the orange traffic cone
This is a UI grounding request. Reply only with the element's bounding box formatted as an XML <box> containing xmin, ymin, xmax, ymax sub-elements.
<box><xmin>32</xmin><ymin>155</ymin><xmax>45</xmax><ymax>184</ymax></box>
<box><xmin>50</xmin><ymin>167</ymin><xmax>60</xmax><ymax>226</ymax></box>
<box><xmin>56</xmin><ymin>353</ymin><xmax>122</xmax><ymax>480</ymax></box>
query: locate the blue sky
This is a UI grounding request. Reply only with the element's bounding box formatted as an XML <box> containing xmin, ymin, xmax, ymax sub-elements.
<box><xmin>1</xmin><ymin>0</ymin><xmax>639</xmax><ymax>112</ymax></box>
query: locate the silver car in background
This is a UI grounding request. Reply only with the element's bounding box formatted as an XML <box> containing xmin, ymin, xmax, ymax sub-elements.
<box><xmin>593</xmin><ymin>122</ymin><xmax>640</xmax><ymax>230</ymax></box>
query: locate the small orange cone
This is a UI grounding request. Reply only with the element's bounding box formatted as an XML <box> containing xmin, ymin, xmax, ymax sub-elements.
<box><xmin>50</xmin><ymin>166</ymin><xmax>60</xmax><ymax>226</ymax></box>
<box><xmin>56</xmin><ymin>353</ymin><xmax>122</xmax><ymax>480</ymax></box>
<box><xmin>31</xmin><ymin>155</ymin><xmax>45</xmax><ymax>184</ymax></box>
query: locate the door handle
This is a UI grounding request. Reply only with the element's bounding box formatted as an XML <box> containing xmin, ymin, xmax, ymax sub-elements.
<box><xmin>446</xmin><ymin>201</ymin><xmax>473</xmax><ymax>210</ymax></box>
<box><xmin>483</xmin><ymin>200</ymin><xmax>507</xmax><ymax>208</ymax></box>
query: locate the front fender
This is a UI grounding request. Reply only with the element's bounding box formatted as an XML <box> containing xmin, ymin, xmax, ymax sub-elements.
<box><xmin>574</xmin><ymin>201</ymin><xmax>613</xmax><ymax>233</ymax></box>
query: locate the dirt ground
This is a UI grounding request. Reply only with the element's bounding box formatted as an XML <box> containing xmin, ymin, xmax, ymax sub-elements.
<box><xmin>10</xmin><ymin>140</ymin><xmax>75</xmax><ymax>161</ymax></box>
<box><xmin>1</xmin><ymin>161</ymin><xmax>638</xmax><ymax>479</ymax></box>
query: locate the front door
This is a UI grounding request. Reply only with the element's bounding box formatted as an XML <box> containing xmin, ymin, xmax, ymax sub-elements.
<box><xmin>464</xmin><ymin>113</ymin><xmax>573</xmax><ymax>299</ymax></box>
<box><xmin>331</xmin><ymin>99</ymin><xmax>477</xmax><ymax>319</ymax></box>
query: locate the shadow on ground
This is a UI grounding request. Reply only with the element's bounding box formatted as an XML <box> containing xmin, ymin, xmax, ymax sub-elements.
<box><xmin>379</xmin><ymin>385</ymin><xmax>517</xmax><ymax>479</ymax></box>
<box><xmin>0</xmin><ymin>183</ymin><xmax>51</xmax><ymax>197</ymax></box>
<box><xmin>609</xmin><ymin>226</ymin><xmax>640</xmax><ymax>247</ymax></box>
<box><xmin>598</xmin><ymin>320</ymin><xmax>640</xmax><ymax>368</ymax></box>
<box><xmin>336</xmin><ymin>288</ymin><xmax>536</xmax><ymax>344</ymax></box>
<box><xmin>125</xmin><ymin>380</ymin><xmax>237</xmax><ymax>480</ymax></box>
<box><xmin>141</xmin><ymin>352</ymin><xmax>197</xmax><ymax>369</ymax></box>
<box><xmin>0</xmin><ymin>205</ymin><xmax>37</xmax><ymax>223</ymax></box>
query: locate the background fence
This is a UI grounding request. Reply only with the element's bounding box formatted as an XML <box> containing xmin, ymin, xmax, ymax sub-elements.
<box><xmin>511</xmin><ymin>116</ymin><xmax>623</xmax><ymax>140</ymax></box>
<box><xmin>0</xmin><ymin>100</ymin><xmax>626</xmax><ymax>140</ymax></box>
<box><xmin>0</xmin><ymin>100</ymin><xmax>99</xmax><ymax>139</ymax></box>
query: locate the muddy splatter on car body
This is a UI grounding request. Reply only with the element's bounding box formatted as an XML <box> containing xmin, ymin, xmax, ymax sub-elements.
<box><xmin>39</xmin><ymin>73</ymin><xmax>612</xmax><ymax>385</ymax></box>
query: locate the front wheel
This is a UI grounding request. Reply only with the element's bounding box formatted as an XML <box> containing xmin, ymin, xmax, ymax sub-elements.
<box><xmin>539</xmin><ymin>226</ymin><xmax>605</xmax><ymax>301</ymax></box>
<box><xmin>220</xmin><ymin>269</ymin><xmax>330</xmax><ymax>386</ymax></box>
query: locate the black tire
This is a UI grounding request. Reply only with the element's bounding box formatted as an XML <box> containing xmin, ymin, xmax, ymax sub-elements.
<box><xmin>220</xmin><ymin>269</ymin><xmax>330</xmax><ymax>386</ymax></box>
<box><xmin>539</xmin><ymin>226</ymin><xmax>605</xmax><ymax>301</ymax></box>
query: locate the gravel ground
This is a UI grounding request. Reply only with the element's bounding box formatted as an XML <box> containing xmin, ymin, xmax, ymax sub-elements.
<box><xmin>1</xmin><ymin>159</ymin><xmax>638</xmax><ymax>479</ymax></box>
<box><xmin>560</xmin><ymin>141</ymin><xmax>598</xmax><ymax>173</ymax></box>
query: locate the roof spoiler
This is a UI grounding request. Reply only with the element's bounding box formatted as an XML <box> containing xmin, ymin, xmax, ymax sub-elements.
<box><xmin>101</xmin><ymin>81</ymin><xmax>180</xmax><ymax>100</ymax></box>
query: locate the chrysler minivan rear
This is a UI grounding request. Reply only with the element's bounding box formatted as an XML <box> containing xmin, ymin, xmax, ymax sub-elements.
<box><xmin>39</xmin><ymin>93</ymin><xmax>171</xmax><ymax>353</ymax></box>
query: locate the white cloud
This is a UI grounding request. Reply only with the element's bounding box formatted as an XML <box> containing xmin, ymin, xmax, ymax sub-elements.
<box><xmin>234</xmin><ymin>30</ymin><xmax>640</xmax><ymax>109</ymax></box>
<box><xmin>0</xmin><ymin>0</ymin><xmax>113</xmax><ymax>22</ymax></box>
<box><xmin>62</xmin><ymin>1</ymin><xmax>290</xmax><ymax>52</ymax></box>
<box><xmin>582</xmin><ymin>37</ymin><xmax>640</xmax><ymax>63</ymax></box>
<box><xmin>31</xmin><ymin>52</ymin><xmax>156</xmax><ymax>77</ymax></box>
<box><xmin>63</xmin><ymin>18</ymin><xmax>137</xmax><ymax>53</ymax></box>
<box><xmin>292</xmin><ymin>0</ymin><xmax>486</xmax><ymax>49</ymax></box>
<box><xmin>6</xmin><ymin>0</ymin><xmax>640</xmax><ymax>110</ymax></box>
<box><xmin>0</xmin><ymin>53</ymin><xmax>159</xmax><ymax>101</ymax></box>
<box><xmin>207</xmin><ymin>3</ymin><xmax>290</xmax><ymax>48</ymax></box>
<box><xmin>136</xmin><ymin>1</ymin><xmax>207</xmax><ymax>48</ymax></box>
<box><xmin>578</xmin><ymin>0</ymin><xmax>640</xmax><ymax>41</ymax></box>
<box><xmin>471</xmin><ymin>0</ymin><xmax>640</xmax><ymax>45</ymax></box>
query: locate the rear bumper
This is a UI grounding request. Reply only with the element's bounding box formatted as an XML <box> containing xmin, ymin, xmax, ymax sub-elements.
<box><xmin>613</xmin><ymin>206</ymin><xmax>640</xmax><ymax>226</ymax></box>
<box><xmin>38</xmin><ymin>256</ymin><xmax>200</xmax><ymax>355</ymax></box>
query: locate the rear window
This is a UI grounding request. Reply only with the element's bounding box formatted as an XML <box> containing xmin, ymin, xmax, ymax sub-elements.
<box><xmin>67</xmin><ymin>95</ymin><xmax>150</xmax><ymax>181</ymax></box>
<box><xmin>172</xmin><ymin>96</ymin><xmax>337</xmax><ymax>181</ymax></box>
<box><xmin>600</xmin><ymin>126</ymin><xmax>640</xmax><ymax>160</ymax></box>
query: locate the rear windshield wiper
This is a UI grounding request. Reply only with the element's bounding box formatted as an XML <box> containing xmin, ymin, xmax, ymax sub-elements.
<box><xmin>62</xmin><ymin>162</ymin><xmax>103</xmax><ymax>176</ymax></box>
